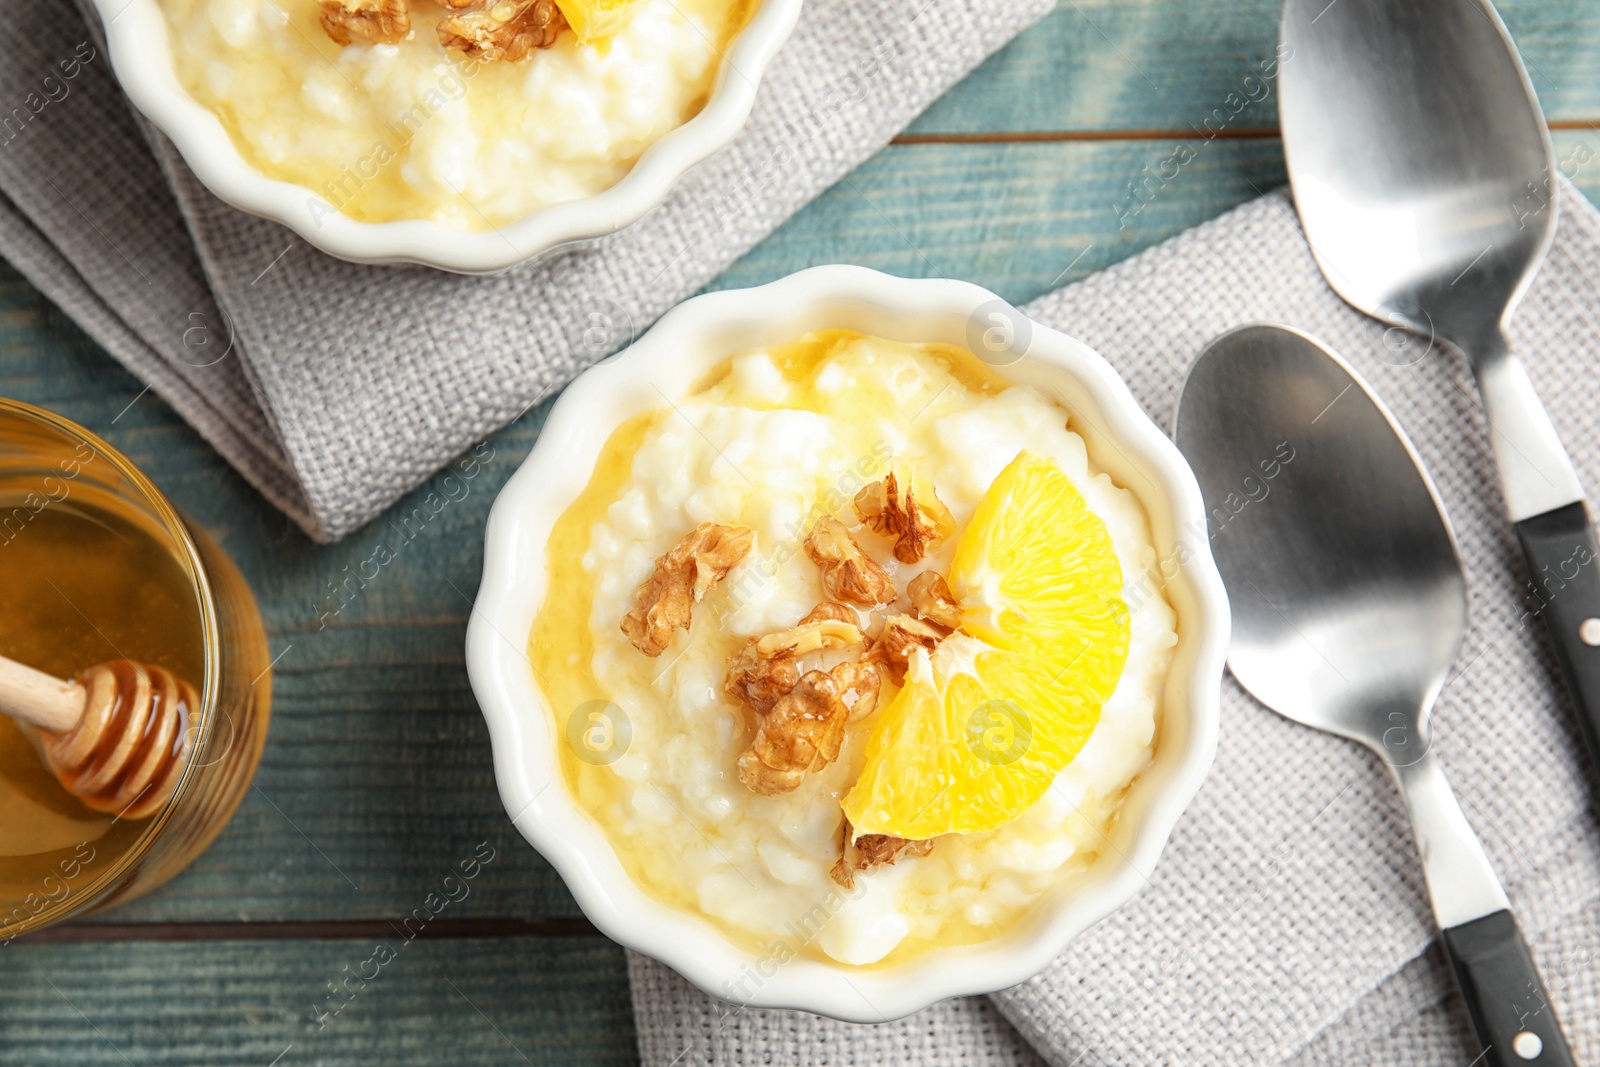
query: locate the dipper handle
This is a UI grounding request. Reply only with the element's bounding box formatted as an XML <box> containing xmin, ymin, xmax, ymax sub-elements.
<box><xmin>0</xmin><ymin>654</ymin><xmax>84</xmax><ymax>732</ymax></box>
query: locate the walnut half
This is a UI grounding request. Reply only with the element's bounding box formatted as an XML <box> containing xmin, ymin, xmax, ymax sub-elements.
<box><xmin>622</xmin><ymin>522</ymin><xmax>754</xmax><ymax>657</ymax></box>
<box><xmin>737</xmin><ymin>669</ymin><xmax>849</xmax><ymax>796</ymax></box>
<box><xmin>804</xmin><ymin>516</ymin><xmax>896</xmax><ymax>607</ymax></box>
<box><xmin>854</xmin><ymin>469</ymin><xmax>949</xmax><ymax>564</ymax></box>
<box><xmin>830</xmin><ymin>816</ymin><xmax>934</xmax><ymax>889</ymax></box>
<box><xmin>736</xmin><ymin>659</ymin><xmax>879</xmax><ymax>796</ymax></box>
<box><xmin>320</xmin><ymin>0</ymin><xmax>410</xmax><ymax>45</ymax></box>
<box><xmin>438</xmin><ymin>0</ymin><xmax>567</xmax><ymax>62</ymax></box>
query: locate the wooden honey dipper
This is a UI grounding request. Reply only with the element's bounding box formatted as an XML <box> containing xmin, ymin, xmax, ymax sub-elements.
<box><xmin>0</xmin><ymin>654</ymin><xmax>200</xmax><ymax>820</ymax></box>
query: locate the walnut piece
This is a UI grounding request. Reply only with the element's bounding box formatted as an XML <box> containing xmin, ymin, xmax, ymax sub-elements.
<box><xmin>830</xmin><ymin>817</ymin><xmax>934</xmax><ymax>889</ymax></box>
<box><xmin>736</xmin><ymin>659</ymin><xmax>880</xmax><ymax>795</ymax></box>
<box><xmin>854</xmin><ymin>470</ymin><xmax>949</xmax><ymax>564</ymax></box>
<box><xmin>438</xmin><ymin>0</ymin><xmax>567</xmax><ymax>62</ymax></box>
<box><xmin>804</xmin><ymin>516</ymin><xmax>896</xmax><ymax>607</ymax></box>
<box><xmin>800</xmin><ymin>602</ymin><xmax>856</xmax><ymax>626</ymax></box>
<box><xmin>829</xmin><ymin>658</ymin><xmax>881</xmax><ymax>722</ymax></box>
<box><xmin>727</xmin><ymin>617</ymin><xmax>856</xmax><ymax>714</ymax></box>
<box><xmin>320</xmin><ymin>0</ymin><xmax>410</xmax><ymax>45</ymax></box>
<box><xmin>738</xmin><ymin>670</ymin><xmax>849</xmax><ymax>795</ymax></box>
<box><xmin>725</xmin><ymin>606</ymin><xmax>863</xmax><ymax>714</ymax></box>
<box><xmin>622</xmin><ymin>522</ymin><xmax>754</xmax><ymax>657</ymax></box>
<box><xmin>724</xmin><ymin>641</ymin><xmax>799</xmax><ymax>715</ymax></box>
<box><xmin>871</xmin><ymin>614</ymin><xmax>945</xmax><ymax>686</ymax></box>
<box><xmin>907</xmin><ymin>570</ymin><xmax>963</xmax><ymax>631</ymax></box>
<box><xmin>754</xmin><ymin>618</ymin><xmax>862</xmax><ymax>658</ymax></box>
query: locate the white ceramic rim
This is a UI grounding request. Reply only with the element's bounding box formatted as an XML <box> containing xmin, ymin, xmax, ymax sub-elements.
<box><xmin>90</xmin><ymin>0</ymin><xmax>802</xmax><ymax>273</ymax></box>
<box><xmin>466</xmin><ymin>265</ymin><xmax>1231</xmax><ymax>1021</ymax></box>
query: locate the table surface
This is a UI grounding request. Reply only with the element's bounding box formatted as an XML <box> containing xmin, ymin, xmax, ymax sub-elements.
<box><xmin>5</xmin><ymin>1</ymin><xmax>1600</xmax><ymax>1063</ymax></box>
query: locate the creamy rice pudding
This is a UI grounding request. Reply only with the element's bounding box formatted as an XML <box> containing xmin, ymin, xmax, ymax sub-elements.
<box><xmin>529</xmin><ymin>330</ymin><xmax>1177</xmax><ymax>966</ymax></box>
<box><xmin>157</xmin><ymin>0</ymin><xmax>751</xmax><ymax>227</ymax></box>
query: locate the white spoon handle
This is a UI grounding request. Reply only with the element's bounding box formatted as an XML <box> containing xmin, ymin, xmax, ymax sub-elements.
<box><xmin>1394</xmin><ymin>751</ymin><xmax>1572</xmax><ymax>1067</ymax></box>
<box><xmin>0</xmin><ymin>654</ymin><xmax>85</xmax><ymax>733</ymax></box>
<box><xmin>1392</xmin><ymin>750</ymin><xmax>1508</xmax><ymax>928</ymax></box>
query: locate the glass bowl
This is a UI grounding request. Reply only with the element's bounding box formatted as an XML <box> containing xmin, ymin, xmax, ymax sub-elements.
<box><xmin>0</xmin><ymin>397</ymin><xmax>271</xmax><ymax>940</ymax></box>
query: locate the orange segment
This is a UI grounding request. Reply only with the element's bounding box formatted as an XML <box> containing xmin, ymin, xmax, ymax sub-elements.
<box><xmin>843</xmin><ymin>639</ymin><xmax>1110</xmax><ymax>838</ymax></box>
<box><xmin>552</xmin><ymin>0</ymin><xmax>649</xmax><ymax>40</ymax></box>
<box><xmin>950</xmin><ymin>451</ymin><xmax>1129</xmax><ymax>674</ymax></box>
<box><xmin>841</xmin><ymin>450</ymin><xmax>1130</xmax><ymax>839</ymax></box>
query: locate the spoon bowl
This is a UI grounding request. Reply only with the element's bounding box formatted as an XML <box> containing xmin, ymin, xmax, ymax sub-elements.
<box><xmin>1280</xmin><ymin>0</ymin><xmax>1555</xmax><ymax>361</ymax></box>
<box><xmin>1280</xmin><ymin>0</ymin><xmax>1589</xmax><ymax>531</ymax></box>
<box><xmin>1176</xmin><ymin>324</ymin><xmax>1465</xmax><ymax>766</ymax></box>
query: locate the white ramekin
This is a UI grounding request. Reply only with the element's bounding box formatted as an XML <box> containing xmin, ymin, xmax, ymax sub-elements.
<box><xmin>466</xmin><ymin>265</ymin><xmax>1230</xmax><ymax>1021</ymax></box>
<box><xmin>91</xmin><ymin>0</ymin><xmax>802</xmax><ymax>273</ymax></box>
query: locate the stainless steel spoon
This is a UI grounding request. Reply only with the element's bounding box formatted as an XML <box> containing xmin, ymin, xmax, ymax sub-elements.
<box><xmin>1175</xmin><ymin>324</ymin><xmax>1572</xmax><ymax>1067</ymax></box>
<box><xmin>1279</xmin><ymin>0</ymin><xmax>1600</xmax><ymax>784</ymax></box>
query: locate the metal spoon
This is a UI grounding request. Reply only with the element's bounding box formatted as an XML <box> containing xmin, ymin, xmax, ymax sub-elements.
<box><xmin>1279</xmin><ymin>0</ymin><xmax>1600</xmax><ymax>784</ymax></box>
<box><xmin>1174</xmin><ymin>324</ymin><xmax>1572</xmax><ymax>1067</ymax></box>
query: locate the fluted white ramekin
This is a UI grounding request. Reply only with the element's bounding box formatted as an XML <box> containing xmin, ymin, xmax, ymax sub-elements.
<box><xmin>467</xmin><ymin>265</ymin><xmax>1229</xmax><ymax>1020</ymax></box>
<box><xmin>90</xmin><ymin>0</ymin><xmax>802</xmax><ymax>273</ymax></box>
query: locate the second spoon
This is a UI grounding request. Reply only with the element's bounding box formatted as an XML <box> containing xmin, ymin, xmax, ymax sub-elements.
<box><xmin>1175</xmin><ymin>324</ymin><xmax>1571</xmax><ymax>1067</ymax></box>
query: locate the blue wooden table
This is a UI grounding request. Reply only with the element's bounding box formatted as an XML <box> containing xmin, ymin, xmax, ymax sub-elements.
<box><xmin>4</xmin><ymin>2</ymin><xmax>1600</xmax><ymax>1062</ymax></box>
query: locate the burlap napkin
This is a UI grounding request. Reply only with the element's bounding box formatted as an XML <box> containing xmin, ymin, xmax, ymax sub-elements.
<box><xmin>0</xmin><ymin>0</ymin><xmax>1054</xmax><ymax>541</ymax></box>
<box><xmin>626</xmin><ymin>181</ymin><xmax>1600</xmax><ymax>1066</ymax></box>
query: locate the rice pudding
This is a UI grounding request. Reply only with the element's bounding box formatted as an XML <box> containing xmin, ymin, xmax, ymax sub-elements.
<box><xmin>157</xmin><ymin>0</ymin><xmax>752</xmax><ymax>227</ymax></box>
<box><xmin>528</xmin><ymin>330</ymin><xmax>1178</xmax><ymax>967</ymax></box>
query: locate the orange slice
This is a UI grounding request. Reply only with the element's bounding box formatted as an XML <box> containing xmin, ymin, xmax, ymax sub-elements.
<box><xmin>842</xmin><ymin>451</ymin><xmax>1130</xmax><ymax>838</ymax></box>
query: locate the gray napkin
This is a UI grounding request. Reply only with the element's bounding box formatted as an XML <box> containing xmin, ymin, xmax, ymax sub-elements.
<box><xmin>0</xmin><ymin>0</ymin><xmax>1054</xmax><ymax>541</ymax></box>
<box><xmin>625</xmin><ymin>181</ymin><xmax>1600</xmax><ymax>1066</ymax></box>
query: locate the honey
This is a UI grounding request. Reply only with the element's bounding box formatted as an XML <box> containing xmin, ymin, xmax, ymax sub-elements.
<box><xmin>0</xmin><ymin>500</ymin><xmax>205</xmax><ymax>905</ymax></box>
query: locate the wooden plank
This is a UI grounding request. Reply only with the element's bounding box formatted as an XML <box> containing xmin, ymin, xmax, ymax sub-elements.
<box><xmin>719</xmin><ymin>132</ymin><xmax>1600</xmax><ymax>299</ymax></box>
<box><xmin>6</xmin><ymin>133</ymin><xmax>1600</xmax><ymax>925</ymax></box>
<box><xmin>20</xmin><ymin>918</ymin><xmax>597</xmax><ymax>943</ymax></box>
<box><xmin>712</xmin><ymin>136</ymin><xmax>1289</xmax><ymax>300</ymax></box>
<box><xmin>0</xmin><ymin>937</ymin><xmax>637</xmax><ymax>1066</ymax></box>
<box><xmin>907</xmin><ymin>0</ymin><xmax>1600</xmax><ymax>136</ymax></box>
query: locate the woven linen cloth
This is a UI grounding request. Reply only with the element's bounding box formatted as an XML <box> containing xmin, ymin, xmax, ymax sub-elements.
<box><xmin>625</xmin><ymin>180</ymin><xmax>1600</xmax><ymax>1066</ymax></box>
<box><xmin>0</xmin><ymin>0</ymin><xmax>1054</xmax><ymax>541</ymax></box>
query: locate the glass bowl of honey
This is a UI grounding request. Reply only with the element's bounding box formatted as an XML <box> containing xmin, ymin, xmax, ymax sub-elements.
<box><xmin>0</xmin><ymin>397</ymin><xmax>271</xmax><ymax>940</ymax></box>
